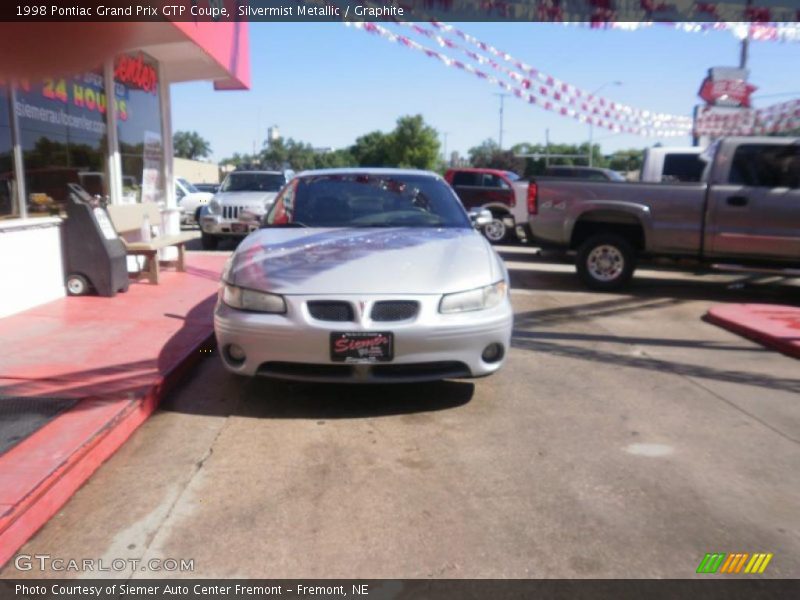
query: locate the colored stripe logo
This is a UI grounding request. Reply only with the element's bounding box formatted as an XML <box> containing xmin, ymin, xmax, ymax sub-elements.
<box><xmin>697</xmin><ymin>553</ymin><xmax>773</xmax><ymax>574</ymax></box>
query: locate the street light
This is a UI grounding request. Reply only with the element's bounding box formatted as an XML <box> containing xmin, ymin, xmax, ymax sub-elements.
<box><xmin>588</xmin><ymin>81</ymin><xmax>622</xmax><ymax>167</ymax></box>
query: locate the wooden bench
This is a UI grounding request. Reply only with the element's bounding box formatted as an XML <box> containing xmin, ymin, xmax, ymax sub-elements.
<box><xmin>107</xmin><ymin>202</ymin><xmax>198</xmax><ymax>284</ymax></box>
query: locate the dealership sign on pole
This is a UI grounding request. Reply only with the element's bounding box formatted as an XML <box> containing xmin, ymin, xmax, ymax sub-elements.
<box><xmin>698</xmin><ymin>67</ymin><xmax>757</xmax><ymax>108</ymax></box>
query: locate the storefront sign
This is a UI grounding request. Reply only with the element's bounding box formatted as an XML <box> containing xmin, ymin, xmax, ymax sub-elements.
<box><xmin>114</xmin><ymin>53</ymin><xmax>158</xmax><ymax>95</ymax></box>
<box><xmin>698</xmin><ymin>67</ymin><xmax>756</xmax><ymax>108</ymax></box>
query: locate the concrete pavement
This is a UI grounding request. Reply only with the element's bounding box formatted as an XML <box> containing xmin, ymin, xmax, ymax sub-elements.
<box><xmin>2</xmin><ymin>249</ymin><xmax>798</xmax><ymax>579</ymax></box>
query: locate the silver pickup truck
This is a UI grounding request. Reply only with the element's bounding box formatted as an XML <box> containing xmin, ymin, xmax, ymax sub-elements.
<box><xmin>512</xmin><ymin>137</ymin><xmax>799</xmax><ymax>289</ymax></box>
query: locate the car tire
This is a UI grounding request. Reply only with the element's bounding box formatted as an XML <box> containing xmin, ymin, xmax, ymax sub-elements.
<box><xmin>66</xmin><ymin>273</ymin><xmax>90</xmax><ymax>296</ymax></box>
<box><xmin>483</xmin><ymin>214</ymin><xmax>510</xmax><ymax>244</ymax></box>
<box><xmin>576</xmin><ymin>234</ymin><xmax>637</xmax><ymax>291</ymax></box>
<box><xmin>201</xmin><ymin>232</ymin><xmax>219</xmax><ymax>250</ymax></box>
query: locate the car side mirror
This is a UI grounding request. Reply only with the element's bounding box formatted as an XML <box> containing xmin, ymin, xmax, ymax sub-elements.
<box><xmin>468</xmin><ymin>208</ymin><xmax>493</xmax><ymax>228</ymax></box>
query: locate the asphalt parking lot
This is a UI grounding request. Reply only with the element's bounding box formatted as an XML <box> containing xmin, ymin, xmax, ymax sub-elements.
<box><xmin>3</xmin><ymin>245</ymin><xmax>799</xmax><ymax>579</ymax></box>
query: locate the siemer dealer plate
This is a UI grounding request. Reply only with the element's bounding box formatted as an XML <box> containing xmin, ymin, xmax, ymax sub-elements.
<box><xmin>330</xmin><ymin>332</ymin><xmax>394</xmax><ymax>363</ymax></box>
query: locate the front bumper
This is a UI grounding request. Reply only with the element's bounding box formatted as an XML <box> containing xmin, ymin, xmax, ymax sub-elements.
<box><xmin>201</xmin><ymin>214</ymin><xmax>261</xmax><ymax>237</ymax></box>
<box><xmin>214</xmin><ymin>293</ymin><xmax>513</xmax><ymax>382</ymax></box>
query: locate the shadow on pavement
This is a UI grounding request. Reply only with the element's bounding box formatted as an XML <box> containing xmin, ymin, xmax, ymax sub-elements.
<box><xmin>509</xmin><ymin>263</ymin><xmax>800</xmax><ymax>304</ymax></box>
<box><xmin>511</xmin><ymin>331</ymin><xmax>800</xmax><ymax>401</ymax></box>
<box><xmin>161</xmin><ymin>371</ymin><xmax>475</xmax><ymax>420</ymax></box>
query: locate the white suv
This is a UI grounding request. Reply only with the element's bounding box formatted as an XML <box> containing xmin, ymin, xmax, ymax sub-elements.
<box><xmin>200</xmin><ymin>170</ymin><xmax>292</xmax><ymax>249</ymax></box>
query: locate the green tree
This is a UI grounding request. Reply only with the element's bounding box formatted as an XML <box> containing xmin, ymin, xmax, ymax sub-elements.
<box><xmin>219</xmin><ymin>152</ymin><xmax>258</xmax><ymax>168</ymax></box>
<box><xmin>173</xmin><ymin>130</ymin><xmax>212</xmax><ymax>160</ymax></box>
<box><xmin>350</xmin><ymin>115</ymin><xmax>440</xmax><ymax>170</ymax></box>
<box><xmin>386</xmin><ymin>115</ymin><xmax>440</xmax><ymax>170</ymax></box>
<box><xmin>350</xmin><ymin>131</ymin><xmax>392</xmax><ymax>167</ymax></box>
<box><xmin>468</xmin><ymin>139</ymin><xmax>524</xmax><ymax>173</ymax></box>
<box><xmin>468</xmin><ymin>138</ymin><xmax>501</xmax><ymax>167</ymax></box>
<box><xmin>606</xmin><ymin>148</ymin><xmax>644</xmax><ymax>173</ymax></box>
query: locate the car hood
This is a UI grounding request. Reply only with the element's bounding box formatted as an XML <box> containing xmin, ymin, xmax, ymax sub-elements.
<box><xmin>213</xmin><ymin>191</ymin><xmax>279</xmax><ymax>207</ymax></box>
<box><xmin>228</xmin><ymin>228</ymin><xmax>503</xmax><ymax>295</ymax></box>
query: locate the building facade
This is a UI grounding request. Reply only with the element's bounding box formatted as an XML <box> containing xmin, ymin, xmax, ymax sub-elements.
<box><xmin>0</xmin><ymin>21</ymin><xmax>249</xmax><ymax>317</ymax></box>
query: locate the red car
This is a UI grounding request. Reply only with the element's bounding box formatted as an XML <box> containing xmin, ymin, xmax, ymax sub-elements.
<box><xmin>444</xmin><ymin>168</ymin><xmax>520</xmax><ymax>243</ymax></box>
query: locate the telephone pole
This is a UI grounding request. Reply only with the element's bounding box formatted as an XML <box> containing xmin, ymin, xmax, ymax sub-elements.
<box><xmin>494</xmin><ymin>93</ymin><xmax>509</xmax><ymax>149</ymax></box>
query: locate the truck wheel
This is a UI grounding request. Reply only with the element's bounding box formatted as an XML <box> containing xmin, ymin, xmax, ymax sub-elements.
<box><xmin>66</xmin><ymin>274</ymin><xmax>90</xmax><ymax>296</ymax></box>
<box><xmin>201</xmin><ymin>232</ymin><xmax>219</xmax><ymax>250</ymax></box>
<box><xmin>483</xmin><ymin>215</ymin><xmax>510</xmax><ymax>244</ymax></box>
<box><xmin>576</xmin><ymin>234</ymin><xmax>637</xmax><ymax>291</ymax></box>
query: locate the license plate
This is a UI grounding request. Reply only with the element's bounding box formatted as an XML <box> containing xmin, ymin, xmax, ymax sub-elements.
<box><xmin>330</xmin><ymin>332</ymin><xmax>394</xmax><ymax>363</ymax></box>
<box><xmin>231</xmin><ymin>222</ymin><xmax>249</xmax><ymax>233</ymax></box>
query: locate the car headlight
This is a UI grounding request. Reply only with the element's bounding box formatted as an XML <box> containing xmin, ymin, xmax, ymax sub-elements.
<box><xmin>222</xmin><ymin>284</ymin><xmax>286</xmax><ymax>313</ymax></box>
<box><xmin>439</xmin><ymin>281</ymin><xmax>507</xmax><ymax>314</ymax></box>
<box><xmin>207</xmin><ymin>199</ymin><xmax>221</xmax><ymax>215</ymax></box>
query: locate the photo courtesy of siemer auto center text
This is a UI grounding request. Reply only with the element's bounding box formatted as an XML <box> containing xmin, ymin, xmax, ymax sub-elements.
<box><xmin>0</xmin><ymin>1</ymin><xmax>798</xmax><ymax>599</ymax></box>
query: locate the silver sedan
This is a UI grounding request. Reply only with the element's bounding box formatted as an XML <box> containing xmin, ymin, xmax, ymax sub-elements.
<box><xmin>214</xmin><ymin>169</ymin><xmax>514</xmax><ymax>383</ymax></box>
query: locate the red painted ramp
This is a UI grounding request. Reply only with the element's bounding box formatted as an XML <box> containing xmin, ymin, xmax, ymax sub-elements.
<box><xmin>706</xmin><ymin>304</ymin><xmax>800</xmax><ymax>359</ymax></box>
<box><xmin>0</xmin><ymin>254</ymin><xmax>227</xmax><ymax>567</ymax></box>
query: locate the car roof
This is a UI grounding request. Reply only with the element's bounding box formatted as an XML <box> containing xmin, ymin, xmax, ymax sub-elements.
<box><xmin>295</xmin><ymin>167</ymin><xmax>442</xmax><ymax>179</ymax></box>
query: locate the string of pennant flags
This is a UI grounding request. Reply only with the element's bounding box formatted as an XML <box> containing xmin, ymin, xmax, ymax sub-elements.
<box><xmin>348</xmin><ymin>21</ymin><xmax>693</xmax><ymax>137</ymax></box>
<box><xmin>347</xmin><ymin>18</ymin><xmax>800</xmax><ymax>138</ymax></box>
<box><xmin>567</xmin><ymin>21</ymin><xmax>800</xmax><ymax>43</ymax></box>
<box><xmin>415</xmin><ymin>20</ymin><xmax>692</xmax><ymax>127</ymax></box>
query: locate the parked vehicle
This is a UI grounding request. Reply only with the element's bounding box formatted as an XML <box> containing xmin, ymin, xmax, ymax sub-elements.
<box><xmin>176</xmin><ymin>177</ymin><xmax>214</xmax><ymax>226</ymax></box>
<box><xmin>513</xmin><ymin>137</ymin><xmax>800</xmax><ymax>289</ymax></box>
<box><xmin>193</xmin><ymin>182</ymin><xmax>220</xmax><ymax>194</ymax></box>
<box><xmin>214</xmin><ymin>168</ymin><xmax>512</xmax><ymax>383</ymax></box>
<box><xmin>444</xmin><ymin>168</ymin><xmax>521</xmax><ymax>243</ymax></box>
<box><xmin>640</xmin><ymin>146</ymin><xmax>705</xmax><ymax>183</ymax></box>
<box><xmin>544</xmin><ymin>166</ymin><xmax>626</xmax><ymax>182</ymax></box>
<box><xmin>200</xmin><ymin>170</ymin><xmax>293</xmax><ymax>249</ymax></box>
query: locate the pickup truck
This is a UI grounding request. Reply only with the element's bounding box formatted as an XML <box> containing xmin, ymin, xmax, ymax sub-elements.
<box><xmin>512</xmin><ymin>137</ymin><xmax>800</xmax><ymax>290</ymax></box>
<box><xmin>444</xmin><ymin>168</ymin><xmax>521</xmax><ymax>243</ymax></box>
<box><xmin>640</xmin><ymin>146</ymin><xmax>705</xmax><ymax>183</ymax></box>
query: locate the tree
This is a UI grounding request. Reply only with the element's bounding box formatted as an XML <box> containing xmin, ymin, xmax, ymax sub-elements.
<box><xmin>606</xmin><ymin>148</ymin><xmax>644</xmax><ymax>173</ymax></box>
<box><xmin>468</xmin><ymin>139</ymin><xmax>501</xmax><ymax>167</ymax></box>
<box><xmin>350</xmin><ymin>131</ymin><xmax>392</xmax><ymax>167</ymax></box>
<box><xmin>468</xmin><ymin>139</ymin><xmax>525</xmax><ymax>173</ymax></box>
<box><xmin>219</xmin><ymin>152</ymin><xmax>258</xmax><ymax>168</ymax></box>
<box><xmin>386</xmin><ymin>115</ymin><xmax>440</xmax><ymax>170</ymax></box>
<box><xmin>350</xmin><ymin>115</ymin><xmax>440</xmax><ymax>170</ymax></box>
<box><xmin>173</xmin><ymin>131</ymin><xmax>211</xmax><ymax>160</ymax></box>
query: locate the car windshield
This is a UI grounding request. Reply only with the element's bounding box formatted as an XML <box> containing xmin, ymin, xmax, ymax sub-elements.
<box><xmin>220</xmin><ymin>172</ymin><xmax>285</xmax><ymax>193</ymax></box>
<box><xmin>266</xmin><ymin>173</ymin><xmax>472</xmax><ymax>229</ymax></box>
<box><xmin>505</xmin><ymin>172</ymin><xmax>521</xmax><ymax>181</ymax></box>
<box><xmin>606</xmin><ymin>170</ymin><xmax>627</xmax><ymax>182</ymax></box>
<box><xmin>177</xmin><ymin>178</ymin><xmax>198</xmax><ymax>193</ymax></box>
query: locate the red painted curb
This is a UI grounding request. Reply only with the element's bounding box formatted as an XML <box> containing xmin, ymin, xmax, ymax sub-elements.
<box><xmin>0</xmin><ymin>334</ymin><xmax>217</xmax><ymax>568</ymax></box>
<box><xmin>706</xmin><ymin>305</ymin><xmax>800</xmax><ymax>360</ymax></box>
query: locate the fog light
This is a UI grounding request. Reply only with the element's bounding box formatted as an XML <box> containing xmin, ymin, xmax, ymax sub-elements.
<box><xmin>481</xmin><ymin>343</ymin><xmax>504</xmax><ymax>363</ymax></box>
<box><xmin>226</xmin><ymin>344</ymin><xmax>246</xmax><ymax>364</ymax></box>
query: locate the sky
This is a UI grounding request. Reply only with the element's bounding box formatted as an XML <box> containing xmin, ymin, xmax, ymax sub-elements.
<box><xmin>170</xmin><ymin>22</ymin><xmax>800</xmax><ymax>162</ymax></box>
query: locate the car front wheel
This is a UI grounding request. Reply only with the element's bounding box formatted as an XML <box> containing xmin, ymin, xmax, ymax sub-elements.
<box><xmin>576</xmin><ymin>234</ymin><xmax>637</xmax><ymax>290</ymax></box>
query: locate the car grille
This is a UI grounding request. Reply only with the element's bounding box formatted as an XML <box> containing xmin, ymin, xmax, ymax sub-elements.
<box><xmin>256</xmin><ymin>361</ymin><xmax>471</xmax><ymax>382</ymax></box>
<box><xmin>307</xmin><ymin>301</ymin><xmax>354</xmax><ymax>322</ymax></box>
<box><xmin>370</xmin><ymin>301</ymin><xmax>420</xmax><ymax>321</ymax></box>
<box><xmin>222</xmin><ymin>205</ymin><xmax>246</xmax><ymax>220</ymax></box>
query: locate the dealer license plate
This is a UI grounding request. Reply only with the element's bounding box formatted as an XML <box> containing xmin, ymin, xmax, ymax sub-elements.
<box><xmin>330</xmin><ymin>332</ymin><xmax>394</xmax><ymax>363</ymax></box>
